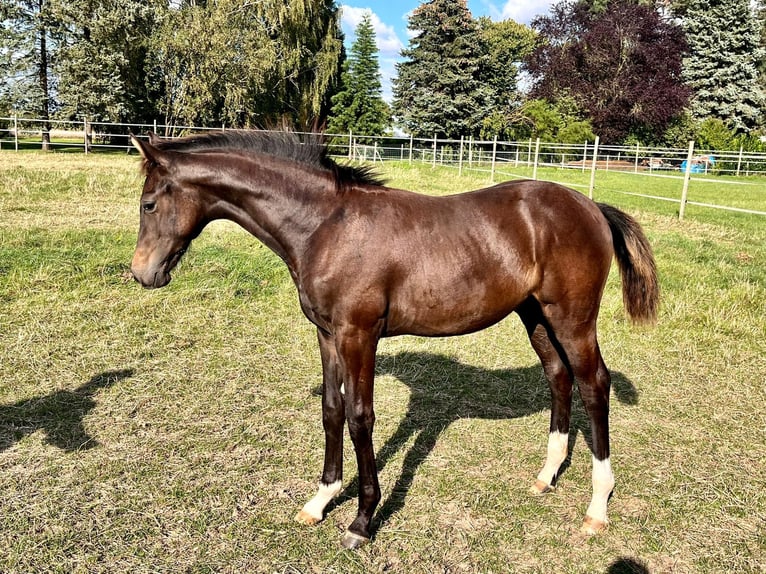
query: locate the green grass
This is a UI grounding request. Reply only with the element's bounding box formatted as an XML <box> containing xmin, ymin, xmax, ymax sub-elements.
<box><xmin>1</xmin><ymin>153</ymin><xmax>764</xmax><ymax>573</ymax></box>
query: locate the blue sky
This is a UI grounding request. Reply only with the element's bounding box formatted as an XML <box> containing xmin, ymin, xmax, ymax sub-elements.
<box><xmin>338</xmin><ymin>0</ymin><xmax>557</xmax><ymax>101</ymax></box>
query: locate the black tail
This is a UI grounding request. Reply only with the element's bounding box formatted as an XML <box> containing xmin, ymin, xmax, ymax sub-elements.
<box><xmin>597</xmin><ymin>204</ymin><xmax>659</xmax><ymax>325</ymax></box>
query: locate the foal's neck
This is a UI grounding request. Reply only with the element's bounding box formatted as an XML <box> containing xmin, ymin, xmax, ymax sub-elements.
<box><xmin>200</xmin><ymin>151</ymin><xmax>339</xmax><ymax>270</ymax></box>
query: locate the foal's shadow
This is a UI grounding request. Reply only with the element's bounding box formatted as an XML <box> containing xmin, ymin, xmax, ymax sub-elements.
<box><xmin>325</xmin><ymin>352</ymin><xmax>638</xmax><ymax>531</ymax></box>
<box><xmin>0</xmin><ymin>369</ymin><xmax>134</xmax><ymax>452</ymax></box>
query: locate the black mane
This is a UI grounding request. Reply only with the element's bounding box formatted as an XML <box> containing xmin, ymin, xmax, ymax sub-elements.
<box><xmin>149</xmin><ymin>130</ymin><xmax>386</xmax><ymax>188</ymax></box>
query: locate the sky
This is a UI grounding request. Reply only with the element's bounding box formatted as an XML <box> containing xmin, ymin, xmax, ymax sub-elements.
<box><xmin>338</xmin><ymin>0</ymin><xmax>558</xmax><ymax>101</ymax></box>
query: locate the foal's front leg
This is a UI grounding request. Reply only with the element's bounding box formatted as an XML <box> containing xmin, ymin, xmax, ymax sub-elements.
<box><xmin>335</xmin><ymin>325</ymin><xmax>381</xmax><ymax>549</ymax></box>
<box><xmin>295</xmin><ymin>330</ymin><xmax>345</xmax><ymax>525</ymax></box>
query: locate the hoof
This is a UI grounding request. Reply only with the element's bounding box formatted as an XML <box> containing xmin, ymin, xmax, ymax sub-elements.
<box><xmin>294</xmin><ymin>510</ymin><xmax>321</xmax><ymax>526</ymax></box>
<box><xmin>581</xmin><ymin>515</ymin><xmax>608</xmax><ymax>535</ymax></box>
<box><xmin>529</xmin><ymin>479</ymin><xmax>555</xmax><ymax>495</ymax></box>
<box><xmin>341</xmin><ymin>530</ymin><xmax>370</xmax><ymax>550</ymax></box>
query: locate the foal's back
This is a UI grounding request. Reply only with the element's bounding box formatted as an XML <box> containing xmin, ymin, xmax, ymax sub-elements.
<box><xmin>300</xmin><ymin>179</ymin><xmax>614</xmax><ymax>338</ymax></box>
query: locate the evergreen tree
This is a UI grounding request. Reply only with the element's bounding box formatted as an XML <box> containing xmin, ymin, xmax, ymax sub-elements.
<box><xmin>392</xmin><ymin>0</ymin><xmax>490</xmax><ymax>138</ymax></box>
<box><xmin>53</xmin><ymin>0</ymin><xmax>163</xmax><ymax>123</ymax></box>
<box><xmin>327</xmin><ymin>12</ymin><xmax>389</xmax><ymax>136</ymax></box>
<box><xmin>0</xmin><ymin>0</ymin><xmax>57</xmax><ymax>147</ymax></box>
<box><xmin>682</xmin><ymin>0</ymin><xmax>764</xmax><ymax>132</ymax></box>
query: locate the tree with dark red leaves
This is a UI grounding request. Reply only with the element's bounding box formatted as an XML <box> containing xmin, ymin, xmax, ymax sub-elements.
<box><xmin>525</xmin><ymin>0</ymin><xmax>691</xmax><ymax>144</ymax></box>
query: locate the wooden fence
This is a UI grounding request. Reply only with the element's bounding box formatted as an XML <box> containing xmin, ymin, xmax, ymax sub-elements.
<box><xmin>2</xmin><ymin>116</ymin><xmax>765</xmax><ymax>219</ymax></box>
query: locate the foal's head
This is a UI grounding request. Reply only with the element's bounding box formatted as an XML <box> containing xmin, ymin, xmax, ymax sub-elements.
<box><xmin>129</xmin><ymin>134</ymin><xmax>207</xmax><ymax>289</ymax></box>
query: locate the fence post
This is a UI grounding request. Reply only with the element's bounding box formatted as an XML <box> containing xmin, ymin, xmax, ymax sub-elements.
<box><xmin>459</xmin><ymin>136</ymin><xmax>464</xmax><ymax>176</ymax></box>
<box><xmin>408</xmin><ymin>134</ymin><xmax>413</xmax><ymax>164</ymax></box>
<box><xmin>491</xmin><ymin>135</ymin><xmax>498</xmax><ymax>182</ymax></box>
<box><xmin>432</xmin><ymin>134</ymin><xmax>437</xmax><ymax>168</ymax></box>
<box><xmin>679</xmin><ymin>140</ymin><xmax>695</xmax><ymax>220</ymax></box>
<box><xmin>14</xmin><ymin>115</ymin><xmax>18</xmax><ymax>151</ymax></box>
<box><xmin>588</xmin><ymin>136</ymin><xmax>600</xmax><ymax>199</ymax></box>
<box><xmin>348</xmin><ymin>131</ymin><xmax>353</xmax><ymax>161</ymax></box>
<box><xmin>634</xmin><ymin>142</ymin><xmax>640</xmax><ymax>173</ymax></box>
<box><xmin>532</xmin><ymin>138</ymin><xmax>541</xmax><ymax>180</ymax></box>
<box><xmin>468</xmin><ymin>136</ymin><xmax>474</xmax><ymax>167</ymax></box>
<box><xmin>84</xmin><ymin>117</ymin><xmax>89</xmax><ymax>154</ymax></box>
<box><xmin>582</xmin><ymin>141</ymin><xmax>587</xmax><ymax>173</ymax></box>
<box><xmin>736</xmin><ymin>145</ymin><xmax>743</xmax><ymax>177</ymax></box>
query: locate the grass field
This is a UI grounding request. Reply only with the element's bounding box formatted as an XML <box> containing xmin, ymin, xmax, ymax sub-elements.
<box><xmin>0</xmin><ymin>152</ymin><xmax>764</xmax><ymax>573</ymax></box>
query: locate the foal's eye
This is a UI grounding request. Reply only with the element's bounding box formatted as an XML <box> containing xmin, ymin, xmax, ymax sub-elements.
<box><xmin>142</xmin><ymin>201</ymin><xmax>157</xmax><ymax>214</ymax></box>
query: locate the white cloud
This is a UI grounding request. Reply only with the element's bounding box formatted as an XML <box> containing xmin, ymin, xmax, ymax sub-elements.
<box><xmin>481</xmin><ymin>0</ymin><xmax>557</xmax><ymax>24</ymax></box>
<box><xmin>340</xmin><ymin>5</ymin><xmax>405</xmax><ymax>57</ymax></box>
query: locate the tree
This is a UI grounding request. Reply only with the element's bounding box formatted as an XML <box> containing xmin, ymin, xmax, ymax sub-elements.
<box><xmin>0</xmin><ymin>0</ymin><xmax>57</xmax><ymax>148</ymax></box>
<box><xmin>499</xmin><ymin>97</ymin><xmax>596</xmax><ymax>143</ymax></box>
<box><xmin>681</xmin><ymin>0</ymin><xmax>764</xmax><ymax>132</ymax></box>
<box><xmin>476</xmin><ymin>17</ymin><xmax>536</xmax><ymax>138</ymax></box>
<box><xmin>392</xmin><ymin>0</ymin><xmax>490</xmax><ymax>138</ymax></box>
<box><xmin>1</xmin><ymin>0</ymin><xmax>344</xmax><ymax>129</ymax></box>
<box><xmin>53</xmin><ymin>0</ymin><xmax>163</xmax><ymax>123</ymax></box>
<box><xmin>147</xmin><ymin>0</ymin><xmax>274</xmax><ymax>128</ymax></box>
<box><xmin>254</xmin><ymin>0</ymin><xmax>344</xmax><ymax>127</ymax></box>
<box><xmin>526</xmin><ymin>0</ymin><xmax>690</xmax><ymax>143</ymax></box>
<box><xmin>148</xmin><ymin>0</ymin><xmax>343</xmax><ymax>129</ymax></box>
<box><xmin>327</xmin><ymin>12</ymin><xmax>389</xmax><ymax>136</ymax></box>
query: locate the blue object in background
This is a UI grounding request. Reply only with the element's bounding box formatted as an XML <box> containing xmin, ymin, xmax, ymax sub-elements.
<box><xmin>681</xmin><ymin>155</ymin><xmax>715</xmax><ymax>173</ymax></box>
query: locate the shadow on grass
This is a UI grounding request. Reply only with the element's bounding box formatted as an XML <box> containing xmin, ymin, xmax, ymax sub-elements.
<box><xmin>607</xmin><ymin>557</ymin><xmax>650</xmax><ymax>573</ymax></box>
<box><xmin>0</xmin><ymin>369</ymin><xmax>134</xmax><ymax>452</ymax></box>
<box><xmin>325</xmin><ymin>351</ymin><xmax>638</xmax><ymax>534</ymax></box>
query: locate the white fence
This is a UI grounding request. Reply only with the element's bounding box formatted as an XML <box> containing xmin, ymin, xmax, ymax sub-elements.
<box><xmin>2</xmin><ymin>116</ymin><xmax>765</xmax><ymax>219</ymax></box>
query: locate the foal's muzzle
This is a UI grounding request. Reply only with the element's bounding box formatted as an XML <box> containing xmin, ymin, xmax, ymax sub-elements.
<box><xmin>131</xmin><ymin>268</ymin><xmax>172</xmax><ymax>289</ymax></box>
<box><xmin>131</xmin><ymin>247</ymin><xmax>184</xmax><ymax>289</ymax></box>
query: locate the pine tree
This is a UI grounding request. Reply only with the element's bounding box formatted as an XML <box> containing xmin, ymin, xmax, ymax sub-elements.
<box><xmin>0</xmin><ymin>0</ymin><xmax>56</xmax><ymax>147</ymax></box>
<box><xmin>392</xmin><ymin>0</ymin><xmax>489</xmax><ymax>138</ymax></box>
<box><xmin>682</xmin><ymin>0</ymin><xmax>764</xmax><ymax>132</ymax></box>
<box><xmin>327</xmin><ymin>12</ymin><xmax>389</xmax><ymax>137</ymax></box>
<box><xmin>54</xmin><ymin>0</ymin><xmax>163</xmax><ymax>123</ymax></box>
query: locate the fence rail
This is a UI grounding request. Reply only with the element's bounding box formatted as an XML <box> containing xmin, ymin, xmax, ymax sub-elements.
<box><xmin>2</xmin><ymin>116</ymin><xmax>765</xmax><ymax>219</ymax></box>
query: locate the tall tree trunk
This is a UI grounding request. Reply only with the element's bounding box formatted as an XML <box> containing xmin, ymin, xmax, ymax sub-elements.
<box><xmin>38</xmin><ymin>0</ymin><xmax>51</xmax><ymax>150</ymax></box>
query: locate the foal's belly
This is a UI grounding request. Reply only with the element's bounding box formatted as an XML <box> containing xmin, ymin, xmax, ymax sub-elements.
<box><xmin>384</xmin><ymin>274</ymin><xmax>528</xmax><ymax>337</ymax></box>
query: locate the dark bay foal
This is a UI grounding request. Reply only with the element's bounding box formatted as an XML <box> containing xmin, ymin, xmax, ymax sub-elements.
<box><xmin>129</xmin><ymin>131</ymin><xmax>658</xmax><ymax>549</ymax></box>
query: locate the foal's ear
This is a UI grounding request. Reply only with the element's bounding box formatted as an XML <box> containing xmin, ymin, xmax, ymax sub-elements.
<box><xmin>130</xmin><ymin>133</ymin><xmax>166</xmax><ymax>168</ymax></box>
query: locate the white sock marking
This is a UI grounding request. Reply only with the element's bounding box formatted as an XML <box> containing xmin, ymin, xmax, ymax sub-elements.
<box><xmin>300</xmin><ymin>480</ymin><xmax>342</xmax><ymax>521</ymax></box>
<box><xmin>536</xmin><ymin>431</ymin><xmax>569</xmax><ymax>486</ymax></box>
<box><xmin>585</xmin><ymin>456</ymin><xmax>614</xmax><ymax>524</ymax></box>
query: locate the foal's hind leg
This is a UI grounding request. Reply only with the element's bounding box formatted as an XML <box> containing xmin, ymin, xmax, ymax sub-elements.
<box><xmin>295</xmin><ymin>330</ymin><xmax>344</xmax><ymax>525</ymax></box>
<box><xmin>554</xmin><ymin>322</ymin><xmax>615</xmax><ymax>534</ymax></box>
<box><xmin>521</xmin><ymin>298</ymin><xmax>615</xmax><ymax>533</ymax></box>
<box><xmin>518</xmin><ymin>301</ymin><xmax>573</xmax><ymax>495</ymax></box>
<box><xmin>574</xmin><ymin>345</ymin><xmax>614</xmax><ymax>534</ymax></box>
